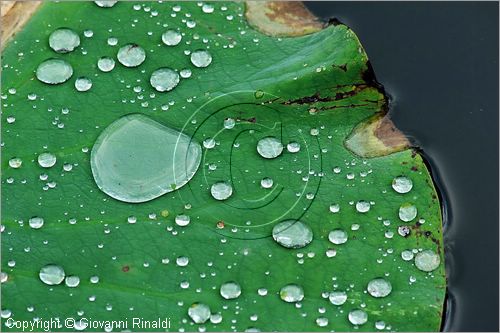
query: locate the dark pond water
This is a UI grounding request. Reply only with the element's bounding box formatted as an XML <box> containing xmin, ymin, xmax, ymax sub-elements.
<box><xmin>305</xmin><ymin>2</ymin><xmax>499</xmax><ymax>332</ymax></box>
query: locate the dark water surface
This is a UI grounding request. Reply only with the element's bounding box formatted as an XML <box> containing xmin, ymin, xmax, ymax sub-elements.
<box><xmin>305</xmin><ymin>2</ymin><xmax>499</xmax><ymax>332</ymax></box>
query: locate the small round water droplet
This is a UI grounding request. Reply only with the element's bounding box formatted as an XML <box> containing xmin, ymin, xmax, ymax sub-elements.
<box><xmin>316</xmin><ymin>317</ymin><xmax>328</xmax><ymax>327</ymax></box>
<box><xmin>367</xmin><ymin>278</ymin><xmax>392</xmax><ymax>298</ymax></box>
<box><xmin>97</xmin><ymin>57</ymin><xmax>115</xmax><ymax>72</ymax></box>
<box><xmin>356</xmin><ymin>200</ymin><xmax>371</xmax><ymax>213</ymax></box>
<box><xmin>401</xmin><ymin>250</ymin><xmax>414</xmax><ymax>261</ymax></box>
<box><xmin>117</xmin><ymin>44</ymin><xmax>146</xmax><ymax>67</ymax></box>
<box><xmin>329</xmin><ymin>204</ymin><xmax>340</xmax><ymax>213</ymax></box>
<box><xmin>257</xmin><ymin>137</ymin><xmax>283</xmax><ymax>159</ymax></box>
<box><xmin>150</xmin><ymin>68</ymin><xmax>179</xmax><ymax>92</ymax></box>
<box><xmin>49</xmin><ymin>28</ymin><xmax>80</xmax><ymax>53</ymax></box>
<box><xmin>348</xmin><ymin>309</ymin><xmax>368</xmax><ymax>325</ymax></box>
<box><xmin>398</xmin><ymin>225</ymin><xmax>411</xmax><ymax>237</ymax></box>
<box><xmin>328</xmin><ymin>229</ymin><xmax>348</xmax><ymax>245</ymax></box>
<box><xmin>202</xmin><ymin>3</ymin><xmax>214</xmax><ymax>13</ymax></box>
<box><xmin>375</xmin><ymin>321</ymin><xmax>386</xmax><ymax>330</ymax></box>
<box><xmin>75</xmin><ymin>77</ymin><xmax>92</xmax><ymax>92</ymax></box>
<box><xmin>176</xmin><ymin>256</ymin><xmax>189</xmax><ymax>267</ymax></box>
<box><xmin>211</xmin><ymin>182</ymin><xmax>233</xmax><ymax>200</ymax></box>
<box><xmin>162</xmin><ymin>30</ymin><xmax>182</xmax><ymax>46</ymax></box>
<box><xmin>272</xmin><ymin>220</ymin><xmax>313</xmax><ymax>249</ymax></box>
<box><xmin>223</xmin><ymin>117</ymin><xmax>236</xmax><ymax>129</ymax></box>
<box><xmin>258</xmin><ymin>288</ymin><xmax>268</xmax><ymax>296</ymax></box>
<box><xmin>254</xmin><ymin>90</ymin><xmax>264</xmax><ymax>99</ymax></box>
<box><xmin>107</xmin><ymin>37</ymin><xmax>118</xmax><ymax>46</ymax></box>
<box><xmin>175</xmin><ymin>214</ymin><xmax>190</xmax><ymax>227</ymax></box>
<box><xmin>180</xmin><ymin>68</ymin><xmax>192</xmax><ymax>78</ymax></box>
<box><xmin>8</xmin><ymin>157</ymin><xmax>22</xmax><ymax>169</ymax></box>
<box><xmin>203</xmin><ymin>138</ymin><xmax>216</xmax><ymax>149</ymax></box>
<box><xmin>260</xmin><ymin>177</ymin><xmax>273</xmax><ymax>189</ymax></box>
<box><xmin>392</xmin><ymin>176</ymin><xmax>413</xmax><ymax>193</ymax></box>
<box><xmin>38</xmin><ymin>153</ymin><xmax>57</xmax><ymax>168</ymax></box>
<box><xmin>326</xmin><ymin>249</ymin><xmax>337</xmax><ymax>258</ymax></box>
<box><xmin>220</xmin><ymin>281</ymin><xmax>241</xmax><ymax>300</ymax></box>
<box><xmin>95</xmin><ymin>1</ymin><xmax>117</xmax><ymax>8</ymax></box>
<box><xmin>190</xmin><ymin>49</ymin><xmax>212</xmax><ymax>68</ymax></box>
<box><xmin>36</xmin><ymin>59</ymin><xmax>73</xmax><ymax>84</ymax></box>
<box><xmin>29</xmin><ymin>216</ymin><xmax>44</xmax><ymax>229</ymax></box>
<box><xmin>329</xmin><ymin>291</ymin><xmax>347</xmax><ymax>305</ymax></box>
<box><xmin>399</xmin><ymin>203</ymin><xmax>417</xmax><ymax>222</ymax></box>
<box><xmin>188</xmin><ymin>303</ymin><xmax>211</xmax><ymax>324</ymax></box>
<box><xmin>286</xmin><ymin>141</ymin><xmax>300</xmax><ymax>153</ymax></box>
<box><xmin>280</xmin><ymin>284</ymin><xmax>304</xmax><ymax>303</ymax></box>
<box><xmin>39</xmin><ymin>264</ymin><xmax>65</xmax><ymax>285</ymax></box>
<box><xmin>415</xmin><ymin>250</ymin><xmax>440</xmax><ymax>272</ymax></box>
<box><xmin>127</xmin><ymin>216</ymin><xmax>137</xmax><ymax>224</ymax></box>
<box><xmin>83</xmin><ymin>29</ymin><xmax>93</xmax><ymax>38</ymax></box>
<box><xmin>65</xmin><ymin>275</ymin><xmax>80</xmax><ymax>287</ymax></box>
<box><xmin>210</xmin><ymin>313</ymin><xmax>222</xmax><ymax>324</ymax></box>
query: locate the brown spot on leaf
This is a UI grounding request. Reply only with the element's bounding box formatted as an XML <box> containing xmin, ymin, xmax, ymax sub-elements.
<box><xmin>245</xmin><ymin>1</ymin><xmax>324</xmax><ymax>37</ymax></box>
<box><xmin>1</xmin><ymin>1</ymin><xmax>42</xmax><ymax>47</ymax></box>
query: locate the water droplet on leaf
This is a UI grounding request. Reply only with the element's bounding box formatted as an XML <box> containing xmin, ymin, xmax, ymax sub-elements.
<box><xmin>329</xmin><ymin>291</ymin><xmax>347</xmax><ymax>305</ymax></box>
<box><xmin>257</xmin><ymin>137</ymin><xmax>283</xmax><ymax>159</ymax></box>
<box><xmin>272</xmin><ymin>220</ymin><xmax>313</xmax><ymax>249</ymax></box>
<box><xmin>188</xmin><ymin>303</ymin><xmax>211</xmax><ymax>324</ymax></box>
<box><xmin>392</xmin><ymin>176</ymin><xmax>413</xmax><ymax>193</ymax></box>
<box><xmin>162</xmin><ymin>30</ymin><xmax>182</xmax><ymax>46</ymax></box>
<box><xmin>399</xmin><ymin>203</ymin><xmax>417</xmax><ymax>222</ymax></box>
<box><xmin>36</xmin><ymin>59</ymin><xmax>73</xmax><ymax>84</ymax></box>
<box><xmin>38</xmin><ymin>153</ymin><xmax>57</xmax><ymax>168</ymax></box>
<box><xmin>39</xmin><ymin>264</ymin><xmax>65</xmax><ymax>285</ymax></box>
<box><xmin>280</xmin><ymin>284</ymin><xmax>304</xmax><ymax>303</ymax></box>
<box><xmin>75</xmin><ymin>77</ymin><xmax>92</xmax><ymax>92</ymax></box>
<box><xmin>210</xmin><ymin>182</ymin><xmax>233</xmax><ymax>200</ymax></box>
<box><xmin>150</xmin><ymin>68</ymin><xmax>179</xmax><ymax>92</ymax></box>
<box><xmin>367</xmin><ymin>278</ymin><xmax>392</xmax><ymax>298</ymax></box>
<box><xmin>328</xmin><ymin>229</ymin><xmax>348</xmax><ymax>245</ymax></box>
<box><xmin>348</xmin><ymin>309</ymin><xmax>368</xmax><ymax>325</ymax></box>
<box><xmin>190</xmin><ymin>50</ymin><xmax>212</xmax><ymax>68</ymax></box>
<box><xmin>117</xmin><ymin>44</ymin><xmax>146</xmax><ymax>67</ymax></box>
<box><xmin>49</xmin><ymin>28</ymin><xmax>80</xmax><ymax>53</ymax></box>
<box><xmin>414</xmin><ymin>250</ymin><xmax>440</xmax><ymax>272</ymax></box>
<box><xmin>91</xmin><ymin>114</ymin><xmax>202</xmax><ymax>203</ymax></box>
<box><xmin>220</xmin><ymin>281</ymin><xmax>242</xmax><ymax>299</ymax></box>
<box><xmin>29</xmin><ymin>217</ymin><xmax>44</xmax><ymax>229</ymax></box>
<box><xmin>97</xmin><ymin>57</ymin><xmax>115</xmax><ymax>72</ymax></box>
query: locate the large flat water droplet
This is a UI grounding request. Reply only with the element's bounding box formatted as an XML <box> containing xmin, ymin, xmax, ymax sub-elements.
<box><xmin>272</xmin><ymin>220</ymin><xmax>313</xmax><ymax>249</ymax></box>
<box><xmin>91</xmin><ymin>114</ymin><xmax>201</xmax><ymax>203</ymax></box>
<box><xmin>49</xmin><ymin>28</ymin><xmax>80</xmax><ymax>53</ymax></box>
<box><xmin>36</xmin><ymin>59</ymin><xmax>73</xmax><ymax>84</ymax></box>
